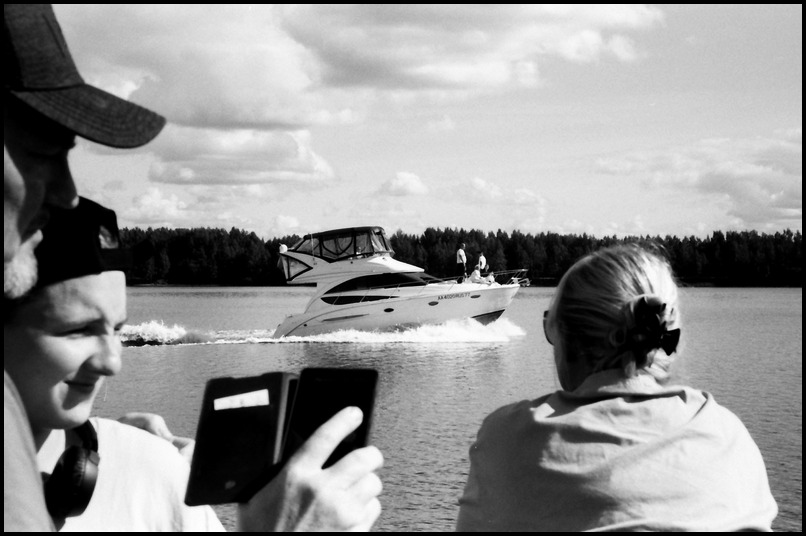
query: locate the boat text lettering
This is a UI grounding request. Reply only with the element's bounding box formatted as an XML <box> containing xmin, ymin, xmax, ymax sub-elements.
<box><xmin>438</xmin><ymin>292</ymin><xmax>470</xmax><ymax>300</ymax></box>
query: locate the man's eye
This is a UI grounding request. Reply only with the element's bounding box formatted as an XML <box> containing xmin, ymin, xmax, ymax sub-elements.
<box><xmin>61</xmin><ymin>326</ymin><xmax>90</xmax><ymax>336</ymax></box>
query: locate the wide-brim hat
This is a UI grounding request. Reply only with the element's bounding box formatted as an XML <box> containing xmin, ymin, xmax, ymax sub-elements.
<box><xmin>4</xmin><ymin>4</ymin><xmax>165</xmax><ymax>148</ymax></box>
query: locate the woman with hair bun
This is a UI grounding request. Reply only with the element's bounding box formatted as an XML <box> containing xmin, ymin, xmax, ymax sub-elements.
<box><xmin>456</xmin><ymin>243</ymin><xmax>777</xmax><ymax>532</ymax></box>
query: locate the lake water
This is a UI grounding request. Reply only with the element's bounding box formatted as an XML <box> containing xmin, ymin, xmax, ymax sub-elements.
<box><xmin>93</xmin><ymin>286</ymin><xmax>802</xmax><ymax>532</ymax></box>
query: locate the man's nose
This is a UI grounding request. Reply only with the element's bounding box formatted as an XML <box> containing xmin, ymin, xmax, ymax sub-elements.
<box><xmin>88</xmin><ymin>335</ymin><xmax>123</xmax><ymax>377</ymax></box>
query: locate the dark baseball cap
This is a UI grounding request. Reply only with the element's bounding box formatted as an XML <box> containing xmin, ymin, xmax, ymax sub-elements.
<box><xmin>4</xmin><ymin>4</ymin><xmax>165</xmax><ymax>148</ymax></box>
<box><xmin>34</xmin><ymin>197</ymin><xmax>131</xmax><ymax>290</ymax></box>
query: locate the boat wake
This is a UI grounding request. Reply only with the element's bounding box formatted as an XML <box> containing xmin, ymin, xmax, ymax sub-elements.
<box><xmin>121</xmin><ymin>318</ymin><xmax>525</xmax><ymax>347</ymax></box>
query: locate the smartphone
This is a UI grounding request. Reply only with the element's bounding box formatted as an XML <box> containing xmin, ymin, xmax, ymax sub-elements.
<box><xmin>282</xmin><ymin>368</ymin><xmax>378</xmax><ymax>469</ymax></box>
<box><xmin>184</xmin><ymin>372</ymin><xmax>298</xmax><ymax>506</ymax></box>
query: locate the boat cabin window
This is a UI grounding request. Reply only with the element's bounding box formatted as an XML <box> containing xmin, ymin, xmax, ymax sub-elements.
<box><xmin>322</xmin><ymin>235</ymin><xmax>355</xmax><ymax>260</ymax></box>
<box><xmin>324</xmin><ymin>272</ymin><xmax>441</xmax><ymax>294</ymax></box>
<box><xmin>282</xmin><ymin>256</ymin><xmax>311</xmax><ymax>280</ymax></box>
<box><xmin>290</xmin><ymin>227</ymin><xmax>394</xmax><ymax>261</ymax></box>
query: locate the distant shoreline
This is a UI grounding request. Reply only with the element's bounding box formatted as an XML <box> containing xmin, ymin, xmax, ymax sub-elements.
<box><xmin>127</xmin><ymin>280</ymin><xmax>803</xmax><ymax>289</ymax></box>
<box><xmin>122</xmin><ymin>227</ymin><xmax>803</xmax><ymax>290</ymax></box>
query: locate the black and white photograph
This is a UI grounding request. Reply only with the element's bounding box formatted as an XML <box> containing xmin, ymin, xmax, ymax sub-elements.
<box><xmin>5</xmin><ymin>4</ymin><xmax>801</xmax><ymax>532</ymax></box>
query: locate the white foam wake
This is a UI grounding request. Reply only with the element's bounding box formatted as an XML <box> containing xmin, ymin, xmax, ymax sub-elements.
<box><xmin>121</xmin><ymin>318</ymin><xmax>525</xmax><ymax>347</ymax></box>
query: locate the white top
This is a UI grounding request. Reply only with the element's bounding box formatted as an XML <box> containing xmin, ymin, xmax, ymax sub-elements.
<box><xmin>478</xmin><ymin>254</ymin><xmax>486</xmax><ymax>271</ymax></box>
<box><xmin>468</xmin><ymin>269</ymin><xmax>487</xmax><ymax>284</ymax></box>
<box><xmin>40</xmin><ymin>417</ymin><xmax>224</xmax><ymax>532</ymax></box>
<box><xmin>456</xmin><ymin>248</ymin><xmax>466</xmax><ymax>264</ymax></box>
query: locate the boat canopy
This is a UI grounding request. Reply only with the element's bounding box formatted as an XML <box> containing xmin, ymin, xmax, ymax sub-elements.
<box><xmin>288</xmin><ymin>226</ymin><xmax>394</xmax><ymax>262</ymax></box>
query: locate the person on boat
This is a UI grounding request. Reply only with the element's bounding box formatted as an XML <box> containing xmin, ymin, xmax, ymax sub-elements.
<box><xmin>456</xmin><ymin>243</ymin><xmax>467</xmax><ymax>282</ymax></box>
<box><xmin>477</xmin><ymin>251</ymin><xmax>487</xmax><ymax>272</ymax></box>
<box><xmin>456</xmin><ymin>243</ymin><xmax>777</xmax><ymax>531</ymax></box>
<box><xmin>4</xmin><ymin>5</ymin><xmax>383</xmax><ymax>532</ymax></box>
<box><xmin>468</xmin><ymin>265</ymin><xmax>493</xmax><ymax>285</ymax></box>
<box><xmin>468</xmin><ymin>264</ymin><xmax>483</xmax><ymax>284</ymax></box>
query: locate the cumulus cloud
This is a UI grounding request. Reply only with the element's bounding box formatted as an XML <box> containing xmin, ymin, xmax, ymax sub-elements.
<box><xmin>191</xmin><ymin>184</ymin><xmax>278</xmax><ymax>203</ymax></box>
<box><xmin>377</xmin><ymin>172</ymin><xmax>429</xmax><ymax>196</ymax></box>
<box><xmin>55</xmin><ymin>5</ymin><xmax>664</xmax><ymax>126</ymax></box>
<box><xmin>148</xmin><ymin>125</ymin><xmax>336</xmax><ymax>185</ymax></box>
<box><xmin>459</xmin><ymin>177</ymin><xmax>546</xmax><ymax>209</ymax></box>
<box><xmin>280</xmin><ymin>5</ymin><xmax>662</xmax><ymax>90</ymax></box>
<box><xmin>55</xmin><ymin>4</ymin><xmax>664</xmax><ymax>198</ymax></box>
<box><xmin>121</xmin><ymin>188</ymin><xmax>191</xmax><ymax>226</ymax></box>
<box><xmin>56</xmin><ymin>5</ymin><xmax>321</xmax><ymax>130</ymax></box>
<box><xmin>596</xmin><ymin>129</ymin><xmax>803</xmax><ymax>231</ymax></box>
<box><xmin>453</xmin><ymin>178</ymin><xmax>547</xmax><ymax>231</ymax></box>
<box><xmin>465</xmin><ymin>177</ymin><xmax>504</xmax><ymax>201</ymax></box>
<box><xmin>510</xmin><ymin>188</ymin><xmax>545</xmax><ymax>207</ymax></box>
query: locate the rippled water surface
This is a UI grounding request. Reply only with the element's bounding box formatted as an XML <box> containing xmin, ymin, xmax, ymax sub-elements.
<box><xmin>94</xmin><ymin>286</ymin><xmax>802</xmax><ymax>531</ymax></box>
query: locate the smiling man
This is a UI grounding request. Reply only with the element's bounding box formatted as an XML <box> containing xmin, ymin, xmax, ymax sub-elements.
<box><xmin>5</xmin><ymin>198</ymin><xmax>224</xmax><ymax>530</ymax></box>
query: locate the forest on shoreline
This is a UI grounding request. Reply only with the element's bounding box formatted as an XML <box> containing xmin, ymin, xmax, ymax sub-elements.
<box><xmin>120</xmin><ymin>226</ymin><xmax>802</xmax><ymax>288</ymax></box>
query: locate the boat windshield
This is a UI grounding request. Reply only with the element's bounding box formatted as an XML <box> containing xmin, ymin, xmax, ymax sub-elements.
<box><xmin>290</xmin><ymin>227</ymin><xmax>394</xmax><ymax>261</ymax></box>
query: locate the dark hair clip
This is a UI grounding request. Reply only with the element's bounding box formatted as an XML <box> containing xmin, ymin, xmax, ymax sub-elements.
<box><xmin>624</xmin><ymin>296</ymin><xmax>680</xmax><ymax>356</ymax></box>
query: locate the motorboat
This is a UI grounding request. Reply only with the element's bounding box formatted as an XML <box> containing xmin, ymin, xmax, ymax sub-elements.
<box><xmin>272</xmin><ymin>226</ymin><xmax>527</xmax><ymax>338</ymax></box>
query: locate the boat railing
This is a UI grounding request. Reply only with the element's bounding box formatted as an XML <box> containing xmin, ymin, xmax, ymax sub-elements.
<box><xmin>341</xmin><ymin>268</ymin><xmax>530</xmax><ymax>303</ymax></box>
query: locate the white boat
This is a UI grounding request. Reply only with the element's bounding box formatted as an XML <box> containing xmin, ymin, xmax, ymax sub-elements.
<box><xmin>272</xmin><ymin>226</ymin><xmax>527</xmax><ymax>338</ymax></box>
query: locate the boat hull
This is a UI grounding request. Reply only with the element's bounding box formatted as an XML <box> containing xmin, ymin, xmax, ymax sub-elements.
<box><xmin>272</xmin><ymin>283</ymin><xmax>520</xmax><ymax>338</ymax></box>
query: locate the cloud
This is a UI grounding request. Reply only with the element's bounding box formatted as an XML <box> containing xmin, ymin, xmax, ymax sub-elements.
<box><xmin>458</xmin><ymin>178</ymin><xmax>545</xmax><ymax>208</ymax></box>
<box><xmin>453</xmin><ymin>178</ymin><xmax>547</xmax><ymax>232</ymax></box>
<box><xmin>280</xmin><ymin>5</ymin><xmax>663</xmax><ymax>90</ymax></box>
<box><xmin>56</xmin><ymin>5</ymin><xmax>320</xmax><ymax>130</ymax></box>
<box><xmin>121</xmin><ymin>188</ymin><xmax>191</xmax><ymax>226</ymax></box>
<box><xmin>268</xmin><ymin>215</ymin><xmax>301</xmax><ymax>238</ymax></box>
<box><xmin>54</xmin><ymin>4</ymin><xmax>665</xmax><ymax>207</ymax></box>
<box><xmin>148</xmin><ymin>126</ymin><xmax>336</xmax><ymax>185</ymax></box>
<box><xmin>191</xmin><ymin>184</ymin><xmax>276</xmax><ymax>203</ymax></box>
<box><xmin>465</xmin><ymin>177</ymin><xmax>504</xmax><ymax>201</ymax></box>
<box><xmin>427</xmin><ymin>115</ymin><xmax>456</xmax><ymax>132</ymax></box>
<box><xmin>377</xmin><ymin>172</ymin><xmax>429</xmax><ymax>196</ymax></box>
<box><xmin>510</xmin><ymin>188</ymin><xmax>546</xmax><ymax>207</ymax></box>
<box><xmin>595</xmin><ymin>128</ymin><xmax>803</xmax><ymax>231</ymax></box>
<box><xmin>54</xmin><ymin>5</ymin><xmax>664</xmax><ymax>127</ymax></box>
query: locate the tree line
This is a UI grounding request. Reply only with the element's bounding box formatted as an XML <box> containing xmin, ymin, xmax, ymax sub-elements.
<box><xmin>120</xmin><ymin>226</ymin><xmax>802</xmax><ymax>287</ymax></box>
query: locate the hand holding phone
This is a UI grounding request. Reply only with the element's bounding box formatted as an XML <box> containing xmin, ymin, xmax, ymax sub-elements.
<box><xmin>237</xmin><ymin>405</ymin><xmax>384</xmax><ymax>532</ymax></box>
<box><xmin>185</xmin><ymin>372</ymin><xmax>298</xmax><ymax>506</ymax></box>
<box><xmin>282</xmin><ymin>368</ymin><xmax>378</xmax><ymax>468</ymax></box>
<box><xmin>185</xmin><ymin>367</ymin><xmax>378</xmax><ymax>507</ymax></box>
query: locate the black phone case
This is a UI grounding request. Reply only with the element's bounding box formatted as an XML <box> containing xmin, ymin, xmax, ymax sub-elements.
<box><xmin>184</xmin><ymin>372</ymin><xmax>298</xmax><ymax>506</ymax></box>
<box><xmin>282</xmin><ymin>368</ymin><xmax>378</xmax><ymax>468</ymax></box>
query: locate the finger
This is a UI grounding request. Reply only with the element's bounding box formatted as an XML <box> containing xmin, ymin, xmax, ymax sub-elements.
<box><xmin>171</xmin><ymin>436</ymin><xmax>194</xmax><ymax>450</ymax></box>
<box><xmin>119</xmin><ymin>412</ymin><xmax>173</xmax><ymax>440</ymax></box>
<box><xmin>326</xmin><ymin>445</ymin><xmax>384</xmax><ymax>484</ymax></box>
<box><xmin>348</xmin><ymin>471</ymin><xmax>383</xmax><ymax>505</ymax></box>
<box><xmin>148</xmin><ymin>421</ymin><xmax>173</xmax><ymax>440</ymax></box>
<box><xmin>349</xmin><ymin>497</ymin><xmax>382</xmax><ymax>532</ymax></box>
<box><xmin>290</xmin><ymin>406</ymin><xmax>363</xmax><ymax>468</ymax></box>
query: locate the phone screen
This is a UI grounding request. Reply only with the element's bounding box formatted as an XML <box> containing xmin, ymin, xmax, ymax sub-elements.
<box><xmin>282</xmin><ymin>368</ymin><xmax>378</xmax><ymax>468</ymax></box>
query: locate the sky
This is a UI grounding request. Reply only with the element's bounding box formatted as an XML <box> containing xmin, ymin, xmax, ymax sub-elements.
<box><xmin>54</xmin><ymin>4</ymin><xmax>802</xmax><ymax>240</ymax></box>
